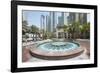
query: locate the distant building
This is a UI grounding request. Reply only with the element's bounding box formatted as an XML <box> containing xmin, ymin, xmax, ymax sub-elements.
<box><xmin>44</xmin><ymin>11</ymin><xmax>57</xmax><ymax>32</ymax></box>
<box><xmin>67</xmin><ymin>13</ymin><xmax>87</xmax><ymax>24</ymax></box>
<box><xmin>58</xmin><ymin>12</ymin><xmax>69</xmax><ymax>27</ymax></box>
<box><xmin>40</xmin><ymin>15</ymin><xmax>45</xmax><ymax>30</ymax></box>
<box><xmin>58</xmin><ymin>16</ymin><xmax>62</xmax><ymax>26</ymax></box>
<box><xmin>40</xmin><ymin>12</ymin><xmax>88</xmax><ymax>35</ymax></box>
<box><xmin>79</xmin><ymin>13</ymin><xmax>87</xmax><ymax>24</ymax></box>
<box><xmin>68</xmin><ymin>13</ymin><xmax>76</xmax><ymax>24</ymax></box>
<box><xmin>61</xmin><ymin>12</ymin><xmax>64</xmax><ymax>26</ymax></box>
<box><xmin>64</xmin><ymin>13</ymin><xmax>68</xmax><ymax>25</ymax></box>
<box><xmin>50</xmin><ymin>12</ymin><xmax>56</xmax><ymax>32</ymax></box>
<box><xmin>46</xmin><ymin>15</ymin><xmax>49</xmax><ymax>32</ymax></box>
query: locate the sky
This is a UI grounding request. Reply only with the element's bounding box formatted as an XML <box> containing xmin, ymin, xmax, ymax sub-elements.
<box><xmin>22</xmin><ymin>10</ymin><xmax>90</xmax><ymax>28</ymax></box>
<box><xmin>22</xmin><ymin>11</ymin><xmax>49</xmax><ymax>28</ymax></box>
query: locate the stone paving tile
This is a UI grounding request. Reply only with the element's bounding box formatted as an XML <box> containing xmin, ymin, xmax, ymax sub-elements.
<box><xmin>22</xmin><ymin>47</ymin><xmax>32</xmax><ymax>62</ymax></box>
<box><xmin>76</xmin><ymin>40</ymin><xmax>90</xmax><ymax>57</ymax></box>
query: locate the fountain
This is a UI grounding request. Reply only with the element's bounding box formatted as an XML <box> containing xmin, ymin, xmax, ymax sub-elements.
<box><xmin>30</xmin><ymin>40</ymin><xmax>84</xmax><ymax>60</ymax></box>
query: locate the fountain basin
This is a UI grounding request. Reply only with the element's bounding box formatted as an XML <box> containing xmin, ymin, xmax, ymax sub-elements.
<box><xmin>51</xmin><ymin>42</ymin><xmax>67</xmax><ymax>46</ymax></box>
<box><xmin>30</xmin><ymin>41</ymin><xmax>84</xmax><ymax>60</ymax></box>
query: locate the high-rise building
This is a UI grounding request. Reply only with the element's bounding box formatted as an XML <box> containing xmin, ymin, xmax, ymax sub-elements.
<box><xmin>40</xmin><ymin>15</ymin><xmax>45</xmax><ymax>31</ymax></box>
<box><xmin>69</xmin><ymin>13</ymin><xmax>76</xmax><ymax>24</ymax></box>
<box><xmin>58</xmin><ymin>12</ymin><xmax>69</xmax><ymax>26</ymax></box>
<box><xmin>50</xmin><ymin>12</ymin><xmax>56</xmax><ymax>32</ymax></box>
<box><xmin>46</xmin><ymin>15</ymin><xmax>48</xmax><ymax>31</ymax></box>
<box><xmin>58</xmin><ymin>12</ymin><xmax>64</xmax><ymax>27</ymax></box>
<box><xmin>67</xmin><ymin>13</ymin><xmax>87</xmax><ymax>25</ymax></box>
<box><xmin>46</xmin><ymin>15</ymin><xmax>50</xmax><ymax>32</ymax></box>
<box><xmin>61</xmin><ymin>12</ymin><xmax>64</xmax><ymax>26</ymax></box>
<box><xmin>78</xmin><ymin>13</ymin><xmax>87</xmax><ymax>24</ymax></box>
<box><xmin>81</xmin><ymin>13</ymin><xmax>87</xmax><ymax>24</ymax></box>
<box><xmin>58</xmin><ymin>16</ymin><xmax>62</xmax><ymax>26</ymax></box>
<box><xmin>64</xmin><ymin>13</ymin><xmax>68</xmax><ymax>25</ymax></box>
<box><xmin>75</xmin><ymin>13</ymin><xmax>79</xmax><ymax>22</ymax></box>
<box><xmin>47</xmin><ymin>16</ymin><xmax>51</xmax><ymax>32</ymax></box>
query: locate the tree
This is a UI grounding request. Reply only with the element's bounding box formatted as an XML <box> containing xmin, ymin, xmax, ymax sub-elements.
<box><xmin>30</xmin><ymin>25</ymin><xmax>39</xmax><ymax>33</ymax></box>
<box><xmin>80</xmin><ymin>22</ymin><xmax>90</xmax><ymax>39</ymax></box>
<box><xmin>73</xmin><ymin>22</ymin><xmax>80</xmax><ymax>39</ymax></box>
<box><xmin>67</xmin><ymin>21</ymin><xmax>80</xmax><ymax>39</ymax></box>
<box><xmin>22</xmin><ymin>20</ymin><xmax>28</xmax><ymax>35</ymax></box>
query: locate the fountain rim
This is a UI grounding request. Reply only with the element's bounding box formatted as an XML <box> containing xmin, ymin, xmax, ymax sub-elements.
<box><xmin>29</xmin><ymin>41</ymin><xmax>84</xmax><ymax>60</ymax></box>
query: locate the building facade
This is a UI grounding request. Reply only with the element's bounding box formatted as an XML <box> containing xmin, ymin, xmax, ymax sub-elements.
<box><xmin>67</xmin><ymin>13</ymin><xmax>87</xmax><ymax>25</ymax></box>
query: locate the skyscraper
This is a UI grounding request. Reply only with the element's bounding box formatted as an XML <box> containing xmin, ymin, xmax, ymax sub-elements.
<box><xmin>82</xmin><ymin>13</ymin><xmax>87</xmax><ymax>24</ymax></box>
<box><xmin>50</xmin><ymin>12</ymin><xmax>56</xmax><ymax>32</ymax></box>
<box><xmin>40</xmin><ymin>12</ymin><xmax>56</xmax><ymax>32</ymax></box>
<box><xmin>64</xmin><ymin>13</ymin><xmax>68</xmax><ymax>25</ymax></box>
<box><xmin>61</xmin><ymin>12</ymin><xmax>64</xmax><ymax>26</ymax></box>
<box><xmin>67</xmin><ymin>13</ymin><xmax>87</xmax><ymax>25</ymax></box>
<box><xmin>46</xmin><ymin>15</ymin><xmax>50</xmax><ymax>32</ymax></box>
<box><xmin>75</xmin><ymin>13</ymin><xmax>79</xmax><ymax>22</ymax></box>
<box><xmin>47</xmin><ymin>15</ymin><xmax>51</xmax><ymax>32</ymax></box>
<box><xmin>58</xmin><ymin>12</ymin><xmax>69</xmax><ymax>26</ymax></box>
<box><xmin>40</xmin><ymin>15</ymin><xmax>45</xmax><ymax>31</ymax></box>
<box><xmin>58</xmin><ymin>16</ymin><xmax>62</xmax><ymax>26</ymax></box>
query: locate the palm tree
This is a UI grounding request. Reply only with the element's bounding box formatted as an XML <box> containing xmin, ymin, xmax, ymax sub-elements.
<box><xmin>67</xmin><ymin>23</ymin><xmax>76</xmax><ymax>39</ymax></box>
<box><xmin>66</xmin><ymin>21</ymin><xmax>80</xmax><ymax>39</ymax></box>
<box><xmin>79</xmin><ymin>22</ymin><xmax>90</xmax><ymax>39</ymax></box>
<box><xmin>73</xmin><ymin>22</ymin><xmax>80</xmax><ymax>39</ymax></box>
